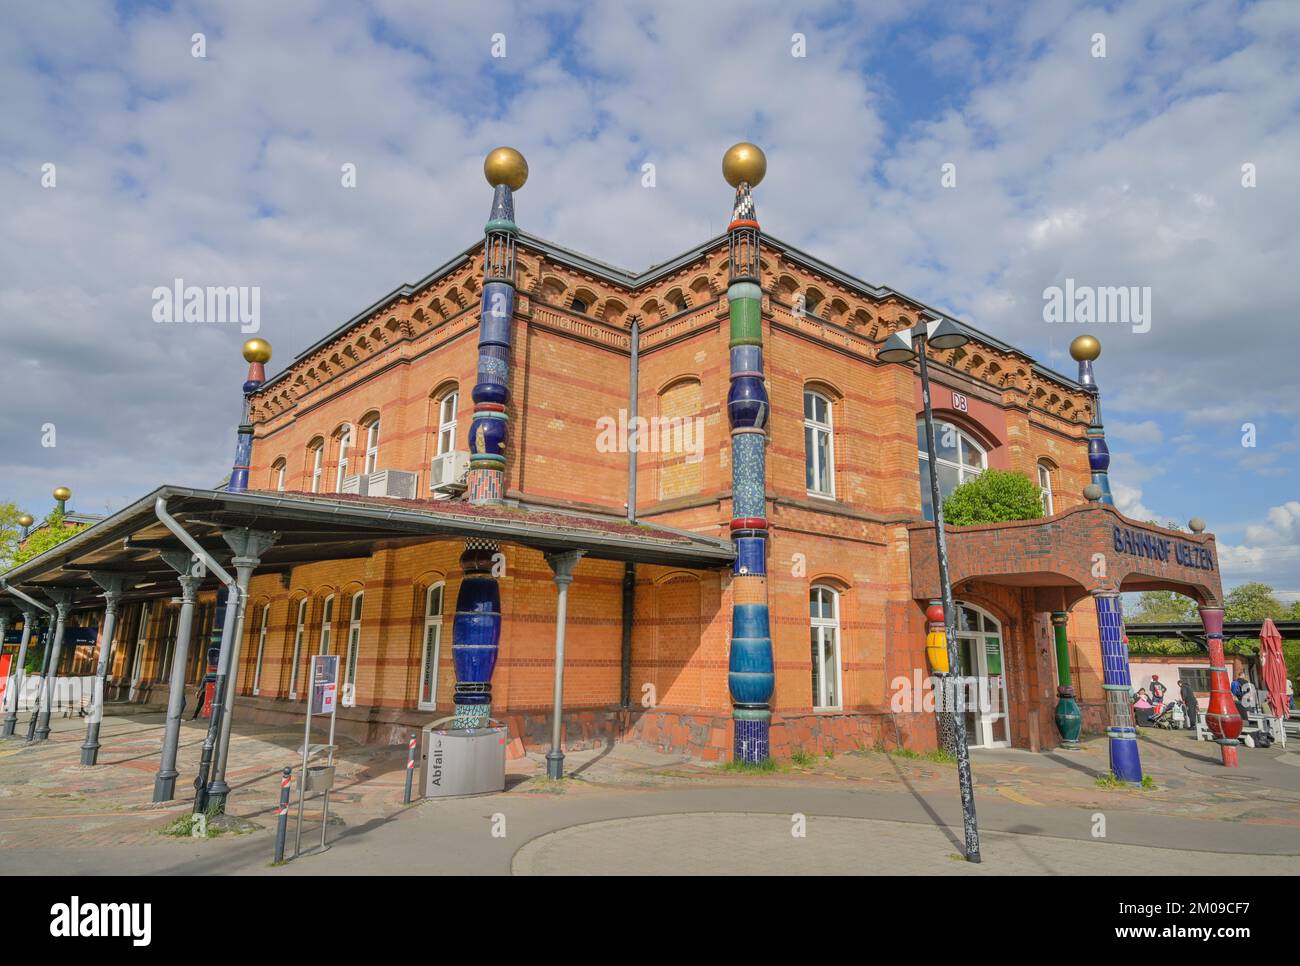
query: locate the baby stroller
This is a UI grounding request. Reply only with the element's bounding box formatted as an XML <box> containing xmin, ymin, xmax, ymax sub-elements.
<box><xmin>1151</xmin><ymin>701</ymin><xmax>1181</xmax><ymax>730</ymax></box>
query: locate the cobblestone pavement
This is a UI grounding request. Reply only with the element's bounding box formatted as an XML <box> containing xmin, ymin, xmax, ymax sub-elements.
<box><xmin>1</xmin><ymin>706</ymin><xmax>1296</xmax><ymax>875</ymax></box>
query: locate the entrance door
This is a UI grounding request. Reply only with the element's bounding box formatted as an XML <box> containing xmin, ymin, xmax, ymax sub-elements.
<box><xmin>955</xmin><ymin>603</ymin><xmax>1009</xmax><ymax>748</ymax></box>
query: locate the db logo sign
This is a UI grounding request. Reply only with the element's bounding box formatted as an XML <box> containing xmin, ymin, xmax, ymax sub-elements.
<box><xmin>952</xmin><ymin>392</ymin><xmax>968</xmax><ymax>412</ymax></box>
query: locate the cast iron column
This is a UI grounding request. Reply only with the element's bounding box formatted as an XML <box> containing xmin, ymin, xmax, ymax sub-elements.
<box><xmin>80</xmin><ymin>575</ymin><xmax>127</xmax><ymax>764</ymax></box>
<box><xmin>208</xmin><ymin>528</ymin><xmax>276</xmax><ymax>811</ymax></box>
<box><xmin>154</xmin><ymin>551</ymin><xmax>202</xmax><ymax>800</ymax></box>
<box><xmin>33</xmin><ymin>590</ymin><xmax>74</xmax><ymax>741</ymax></box>
<box><xmin>2</xmin><ymin>611</ymin><xmax>35</xmax><ymax>737</ymax></box>
<box><xmin>544</xmin><ymin>550</ymin><xmax>584</xmax><ymax>779</ymax></box>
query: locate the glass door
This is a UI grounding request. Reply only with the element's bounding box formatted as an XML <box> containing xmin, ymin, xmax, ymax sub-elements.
<box><xmin>955</xmin><ymin>603</ymin><xmax>1010</xmax><ymax>748</ymax></box>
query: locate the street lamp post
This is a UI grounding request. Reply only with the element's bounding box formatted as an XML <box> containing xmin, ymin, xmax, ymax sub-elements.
<box><xmin>879</xmin><ymin>315</ymin><xmax>982</xmax><ymax>863</ymax></box>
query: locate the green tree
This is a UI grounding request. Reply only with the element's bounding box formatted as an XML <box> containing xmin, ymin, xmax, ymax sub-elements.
<box><xmin>1221</xmin><ymin>582</ymin><xmax>1284</xmax><ymax>658</ymax></box>
<box><xmin>2</xmin><ymin>507</ymin><xmax>89</xmax><ymax>573</ymax></box>
<box><xmin>942</xmin><ymin>469</ymin><xmax>1044</xmax><ymax>526</ymax></box>
<box><xmin>0</xmin><ymin>502</ymin><xmax>24</xmax><ymax>570</ymax></box>
<box><xmin>1129</xmin><ymin>590</ymin><xmax>1196</xmax><ymax>623</ymax></box>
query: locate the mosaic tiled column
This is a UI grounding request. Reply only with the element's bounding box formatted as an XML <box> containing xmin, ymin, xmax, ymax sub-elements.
<box><xmin>450</xmin><ymin>148</ymin><xmax>526</xmax><ymax>728</ymax></box>
<box><xmin>1071</xmin><ymin>335</ymin><xmax>1113</xmax><ymax>505</ymax></box>
<box><xmin>722</xmin><ymin>144</ymin><xmax>773</xmax><ymax>763</ymax></box>
<box><xmin>925</xmin><ymin>600</ymin><xmax>958</xmax><ymax>756</ymax></box>
<box><xmin>1094</xmin><ymin>591</ymin><xmax>1141</xmax><ymax>782</ymax></box>
<box><xmin>1197</xmin><ymin>606</ymin><xmax>1242</xmax><ymax>767</ymax></box>
<box><xmin>229</xmin><ymin>338</ymin><xmax>271</xmax><ymax>493</ymax></box>
<box><xmin>1051</xmin><ymin>610</ymin><xmax>1082</xmax><ymax>748</ymax></box>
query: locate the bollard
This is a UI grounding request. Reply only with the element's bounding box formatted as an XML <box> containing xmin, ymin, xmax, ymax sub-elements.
<box><xmin>273</xmin><ymin>766</ymin><xmax>291</xmax><ymax>863</ymax></box>
<box><xmin>403</xmin><ymin>732</ymin><xmax>417</xmax><ymax>804</ymax></box>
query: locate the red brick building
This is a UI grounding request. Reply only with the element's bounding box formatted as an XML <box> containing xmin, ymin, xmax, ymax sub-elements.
<box><xmin>3</xmin><ymin>173</ymin><xmax>1225</xmax><ymax>772</ymax></box>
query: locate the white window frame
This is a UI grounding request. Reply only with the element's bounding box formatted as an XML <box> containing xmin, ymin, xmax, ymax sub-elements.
<box><xmin>1038</xmin><ymin>462</ymin><xmax>1054</xmax><ymax>515</ymax></box>
<box><xmin>342</xmin><ymin>592</ymin><xmax>363</xmax><ymax>707</ymax></box>
<box><xmin>274</xmin><ymin>461</ymin><xmax>286</xmax><ymax>492</ymax></box>
<box><xmin>363</xmin><ymin>419</ymin><xmax>380</xmax><ymax>475</ymax></box>
<box><xmin>252</xmin><ymin>603</ymin><xmax>269</xmax><ymax>696</ymax></box>
<box><xmin>418</xmin><ymin>583</ymin><xmax>445</xmax><ymax>710</ymax></box>
<box><xmin>804</xmin><ymin>390</ymin><xmax>835</xmax><ymax>498</ymax></box>
<box><xmin>436</xmin><ymin>391</ymin><xmax>459</xmax><ymax>457</ymax></box>
<box><xmin>954</xmin><ymin>601</ymin><xmax>1010</xmax><ymax>749</ymax></box>
<box><xmin>918</xmin><ymin>420</ymin><xmax>987</xmax><ymax>520</ymax></box>
<box><xmin>809</xmin><ymin>585</ymin><xmax>844</xmax><ymax>710</ymax></box>
<box><xmin>335</xmin><ymin>427</ymin><xmax>352</xmax><ymax>491</ymax></box>
<box><xmin>310</xmin><ymin>444</ymin><xmax>323</xmax><ymax>494</ymax></box>
<box><xmin>288</xmin><ymin>598</ymin><xmax>307</xmax><ymax>700</ymax></box>
<box><xmin>319</xmin><ymin>595</ymin><xmax>334</xmax><ymax>655</ymax></box>
<box><xmin>158</xmin><ymin>607</ymin><xmax>178</xmax><ymax>683</ymax></box>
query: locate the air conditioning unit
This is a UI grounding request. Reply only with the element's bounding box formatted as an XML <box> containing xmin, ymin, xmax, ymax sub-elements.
<box><xmin>430</xmin><ymin>451</ymin><xmax>470</xmax><ymax>495</ymax></box>
<box><xmin>340</xmin><ymin>474</ymin><xmax>362</xmax><ymax>495</ymax></box>
<box><xmin>366</xmin><ymin>469</ymin><xmax>418</xmax><ymax>500</ymax></box>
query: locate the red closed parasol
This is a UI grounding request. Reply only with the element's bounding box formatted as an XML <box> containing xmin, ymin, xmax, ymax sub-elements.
<box><xmin>1259</xmin><ymin>619</ymin><xmax>1289</xmax><ymax>720</ymax></box>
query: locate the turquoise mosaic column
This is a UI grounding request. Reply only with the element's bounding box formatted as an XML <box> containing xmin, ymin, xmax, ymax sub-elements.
<box><xmin>721</xmin><ymin>143</ymin><xmax>773</xmax><ymax>763</ymax></box>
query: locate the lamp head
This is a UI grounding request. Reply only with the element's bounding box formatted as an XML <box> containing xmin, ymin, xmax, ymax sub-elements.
<box><xmin>878</xmin><ymin>329</ymin><xmax>918</xmax><ymax>364</ymax></box>
<box><xmin>926</xmin><ymin>317</ymin><xmax>969</xmax><ymax>351</ymax></box>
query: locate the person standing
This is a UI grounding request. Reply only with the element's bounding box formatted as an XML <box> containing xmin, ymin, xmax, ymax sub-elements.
<box><xmin>1149</xmin><ymin>675</ymin><xmax>1167</xmax><ymax>707</ymax></box>
<box><xmin>1179</xmin><ymin>678</ymin><xmax>1199</xmax><ymax>731</ymax></box>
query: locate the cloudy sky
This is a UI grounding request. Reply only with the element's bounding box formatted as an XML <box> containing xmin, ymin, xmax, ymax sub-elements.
<box><xmin>2</xmin><ymin>0</ymin><xmax>1298</xmax><ymax>596</ymax></box>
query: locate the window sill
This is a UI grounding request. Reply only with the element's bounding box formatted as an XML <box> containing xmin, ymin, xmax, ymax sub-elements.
<box><xmin>805</xmin><ymin>490</ymin><xmax>837</xmax><ymax>502</ymax></box>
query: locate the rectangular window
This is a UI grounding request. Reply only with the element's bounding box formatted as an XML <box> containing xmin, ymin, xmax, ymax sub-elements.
<box><xmin>252</xmin><ymin>604</ymin><xmax>269</xmax><ymax>695</ymax></box>
<box><xmin>310</xmin><ymin>447</ymin><xmax>323</xmax><ymax>493</ymax></box>
<box><xmin>418</xmin><ymin>584</ymin><xmax>444</xmax><ymax>710</ymax></box>
<box><xmin>1180</xmin><ymin>667</ymin><xmax>1211</xmax><ymax>693</ymax></box>
<box><xmin>364</xmin><ymin>420</ymin><xmax>380</xmax><ymax>475</ymax></box>
<box><xmin>437</xmin><ymin>392</ymin><xmax>458</xmax><ymax>457</ymax></box>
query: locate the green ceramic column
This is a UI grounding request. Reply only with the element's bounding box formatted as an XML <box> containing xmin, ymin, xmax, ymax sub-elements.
<box><xmin>1052</xmin><ymin>611</ymin><xmax>1082</xmax><ymax>748</ymax></box>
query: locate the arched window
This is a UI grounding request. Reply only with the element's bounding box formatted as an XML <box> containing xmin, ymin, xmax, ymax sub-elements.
<box><xmin>251</xmin><ymin>603</ymin><xmax>269</xmax><ymax>695</ymax></box>
<box><xmin>334</xmin><ymin>426</ymin><xmax>353</xmax><ymax>491</ymax></box>
<box><xmin>288</xmin><ymin>598</ymin><xmax>307</xmax><ymax>700</ymax></box>
<box><xmin>436</xmin><ymin>389</ymin><xmax>459</xmax><ymax>457</ymax></box>
<box><xmin>804</xmin><ymin>390</ymin><xmax>835</xmax><ymax>497</ymax></box>
<box><xmin>271</xmin><ymin>458</ymin><xmax>287</xmax><ymax>492</ymax></box>
<box><xmin>809</xmin><ymin>585</ymin><xmax>843</xmax><ymax>710</ymax></box>
<box><xmin>342</xmin><ymin>592</ymin><xmax>363</xmax><ymax>707</ymax></box>
<box><xmin>1038</xmin><ymin>461</ymin><xmax>1054</xmax><ymax>515</ymax></box>
<box><xmin>308</xmin><ymin>439</ymin><xmax>324</xmax><ymax>494</ymax></box>
<box><xmin>158</xmin><ymin>606</ymin><xmax>178</xmax><ymax>683</ymax></box>
<box><xmin>418</xmin><ymin>583</ymin><xmax>445</xmax><ymax>710</ymax></box>
<box><xmin>917</xmin><ymin>419</ymin><xmax>987</xmax><ymax>520</ymax></box>
<box><xmin>362</xmin><ymin>416</ymin><xmax>381</xmax><ymax>474</ymax></box>
<box><xmin>318</xmin><ymin>595</ymin><xmax>335</xmax><ymax>655</ymax></box>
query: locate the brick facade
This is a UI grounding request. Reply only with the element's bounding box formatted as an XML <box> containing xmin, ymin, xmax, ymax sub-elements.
<box><xmin>97</xmin><ymin>234</ymin><xmax>1219</xmax><ymax>760</ymax></box>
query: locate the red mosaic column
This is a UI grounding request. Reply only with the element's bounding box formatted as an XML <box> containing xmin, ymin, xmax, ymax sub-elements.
<box><xmin>1198</xmin><ymin>605</ymin><xmax>1242</xmax><ymax>767</ymax></box>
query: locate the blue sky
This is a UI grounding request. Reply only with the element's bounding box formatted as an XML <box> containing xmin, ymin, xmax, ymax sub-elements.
<box><xmin>1</xmin><ymin>0</ymin><xmax>1298</xmax><ymax>595</ymax></box>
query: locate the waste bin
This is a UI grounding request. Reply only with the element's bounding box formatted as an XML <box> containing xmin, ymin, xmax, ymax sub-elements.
<box><xmin>419</xmin><ymin>723</ymin><xmax>507</xmax><ymax>798</ymax></box>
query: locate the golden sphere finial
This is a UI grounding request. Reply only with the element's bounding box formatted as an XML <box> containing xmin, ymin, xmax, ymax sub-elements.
<box><xmin>484</xmin><ymin>147</ymin><xmax>528</xmax><ymax>191</ymax></box>
<box><xmin>17</xmin><ymin>513</ymin><xmax>33</xmax><ymax>527</ymax></box>
<box><xmin>243</xmin><ymin>338</ymin><xmax>272</xmax><ymax>364</ymax></box>
<box><xmin>52</xmin><ymin>486</ymin><xmax>71</xmax><ymax>502</ymax></box>
<box><xmin>1069</xmin><ymin>334</ymin><xmax>1101</xmax><ymax>362</ymax></box>
<box><xmin>723</xmin><ymin>142</ymin><xmax>766</xmax><ymax>188</ymax></box>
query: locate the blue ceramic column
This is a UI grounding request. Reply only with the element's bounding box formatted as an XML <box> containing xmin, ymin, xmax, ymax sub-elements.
<box><xmin>1095</xmin><ymin>591</ymin><xmax>1142</xmax><ymax>782</ymax></box>
<box><xmin>1070</xmin><ymin>335</ymin><xmax>1112</xmax><ymax>505</ymax></box>
<box><xmin>229</xmin><ymin>338</ymin><xmax>272</xmax><ymax>493</ymax></box>
<box><xmin>721</xmin><ymin>144</ymin><xmax>774</xmax><ymax>763</ymax></box>
<box><xmin>451</xmin><ymin>148</ymin><xmax>527</xmax><ymax>729</ymax></box>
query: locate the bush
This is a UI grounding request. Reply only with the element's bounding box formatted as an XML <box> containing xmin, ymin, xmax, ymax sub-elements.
<box><xmin>942</xmin><ymin>470</ymin><xmax>1045</xmax><ymax>526</ymax></box>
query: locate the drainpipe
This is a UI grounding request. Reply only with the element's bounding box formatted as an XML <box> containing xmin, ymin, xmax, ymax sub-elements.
<box><xmin>154</xmin><ymin>496</ymin><xmax>240</xmax><ymax>813</ymax></box>
<box><xmin>0</xmin><ymin>584</ymin><xmax>55</xmax><ymax>740</ymax></box>
<box><xmin>621</xmin><ymin>317</ymin><xmax>639</xmax><ymax>709</ymax></box>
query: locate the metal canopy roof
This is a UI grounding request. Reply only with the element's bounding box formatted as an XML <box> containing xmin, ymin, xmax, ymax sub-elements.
<box><xmin>0</xmin><ymin>486</ymin><xmax>735</xmax><ymax>611</ymax></box>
